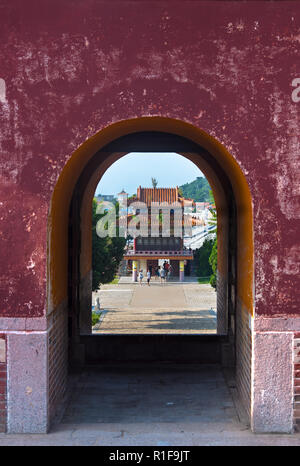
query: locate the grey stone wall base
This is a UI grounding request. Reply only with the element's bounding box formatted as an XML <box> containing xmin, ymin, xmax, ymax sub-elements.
<box><xmin>7</xmin><ymin>332</ymin><xmax>48</xmax><ymax>433</ymax></box>
<box><xmin>252</xmin><ymin>332</ymin><xmax>294</xmax><ymax>433</ymax></box>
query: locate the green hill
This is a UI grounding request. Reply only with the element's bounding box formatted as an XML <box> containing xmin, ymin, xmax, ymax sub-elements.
<box><xmin>179</xmin><ymin>177</ymin><xmax>211</xmax><ymax>202</ymax></box>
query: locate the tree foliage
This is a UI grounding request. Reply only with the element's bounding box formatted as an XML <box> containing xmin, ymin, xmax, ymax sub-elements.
<box><xmin>92</xmin><ymin>199</ymin><xmax>126</xmax><ymax>291</ymax></box>
<box><xmin>207</xmin><ymin>188</ymin><xmax>217</xmax><ymax>289</ymax></box>
<box><xmin>192</xmin><ymin>188</ymin><xmax>217</xmax><ymax>289</ymax></box>
<box><xmin>179</xmin><ymin>176</ymin><xmax>210</xmax><ymax>202</ymax></box>
<box><xmin>209</xmin><ymin>238</ymin><xmax>217</xmax><ymax>290</ymax></box>
<box><xmin>208</xmin><ymin>189</ymin><xmax>217</xmax><ymax>234</ymax></box>
<box><xmin>151</xmin><ymin>177</ymin><xmax>158</xmax><ymax>188</ymax></box>
<box><xmin>193</xmin><ymin>238</ymin><xmax>214</xmax><ymax>277</ymax></box>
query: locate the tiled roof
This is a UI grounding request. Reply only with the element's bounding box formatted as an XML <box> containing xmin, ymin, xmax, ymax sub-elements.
<box><xmin>137</xmin><ymin>186</ymin><xmax>179</xmax><ymax>206</ymax></box>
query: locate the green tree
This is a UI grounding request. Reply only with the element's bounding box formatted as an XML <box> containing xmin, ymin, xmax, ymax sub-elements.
<box><xmin>151</xmin><ymin>177</ymin><xmax>158</xmax><ymax>188</ymax></box>
<box><xmin>209</xmin><ymin>238</ymin><xmax>217</xmax><ymax>289</ymax></box>
<box><xmin>92</xmin><ymin>199</ymin><xmax>126</xmax><ymax>291</ymax></box>
<box><xmin>208</xmin><ymin>189</ymin><xmax>217</xmax><ymax>233</ymax></box>
<box><xmin>180</xmin><ymin>176</ymin><xmax>210</xmax><ymax>202</ymax></box>
<box><xmin>194</xmin><ymin>238</ymin><xmax>214</xmax><ymax>277</ymax></box>
<box><xmin>207</xmin><ymin>188</ymin><xmax>217</xmax><ymax>289</ymax></box>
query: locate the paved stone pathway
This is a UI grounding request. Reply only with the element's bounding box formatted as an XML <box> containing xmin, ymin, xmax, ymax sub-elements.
<box><xmin>93</xmin><ymin>281</ymin><xmax>217</xmax><ymax>334</ymax></box>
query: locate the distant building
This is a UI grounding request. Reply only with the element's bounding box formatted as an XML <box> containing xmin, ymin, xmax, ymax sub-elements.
<box><xmin>123</xmin><ymin>186</ymin><xmax>193</xmax><ymax>281</ymax></box>
<box><xmin>96</xmin><ymin>193</ymin><xmax>116</xmax><ymax>203</ymax></box>
<box><xmin>195</xmin><ymin>201</ymin><xmax>210</xmax><ymax>211</ymax></box>
<box><xmin>117</xmin><ymin>190</ymin><xmax>128</xmax><ymax>216</ymax></box>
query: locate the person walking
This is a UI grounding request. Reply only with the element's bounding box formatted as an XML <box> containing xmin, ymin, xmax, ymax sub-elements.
<box><xmin>147</xmin><ymin>269</ymin><xmax>151</xmax><ymax>286</ymax></box>
<box><xmin>158</xmin><ymin>266</ymin><xmax>163</xmax><ymax>283</ymax></box>
<box><xmin>155</xmin><ymin>266</ymin><xmax>160</xmax><ymax>281</ymax></box>
<box><xmin>165</xmin><ymin>261</ymin><xmax>170</xmax><ymax>280</ymax></box>
<box><xmin>160</xmin><ymin>267</ymin><xmax>166</xmax><ymax>285</ymax></box>
<box><xmin>139</xmin><ymin>269</ymin><xmax>143</xmax><ymax>285</ymax></box>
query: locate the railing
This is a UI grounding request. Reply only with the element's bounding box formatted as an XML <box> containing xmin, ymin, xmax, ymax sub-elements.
<box><xmin>124</xmin><ymin>249</ymin><xmax>193</xmax><ymax>257</ymax></box>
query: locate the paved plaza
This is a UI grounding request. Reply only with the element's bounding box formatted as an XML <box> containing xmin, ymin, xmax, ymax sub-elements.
<box><xmin>93</xmin><ymin>279</ymin><xmax>217</xmax><ymax>334</ymax></box>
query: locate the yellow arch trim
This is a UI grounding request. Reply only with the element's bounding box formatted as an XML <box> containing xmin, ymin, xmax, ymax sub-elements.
<box><xmin>48</xmin><ymin>117</ymin><xmax>253</xmax><ymax>316</ymax></box>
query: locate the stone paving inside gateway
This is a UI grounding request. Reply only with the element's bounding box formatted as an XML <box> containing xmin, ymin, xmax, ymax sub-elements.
<box><xmin>1</xmin><ymin>364</ymin><xmax>300</xmax><ymax>446</ymax></box>
<box><xmin>92</xmin><ymin>279</ymin><xmax>217</xmax><ymax>334</ymax></box>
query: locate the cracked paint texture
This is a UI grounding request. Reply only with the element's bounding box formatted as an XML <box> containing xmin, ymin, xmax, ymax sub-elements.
<box><xmin>0</xmin><ymin>0</ymin><xmax>299</xmax><ymax>317</ymax></box>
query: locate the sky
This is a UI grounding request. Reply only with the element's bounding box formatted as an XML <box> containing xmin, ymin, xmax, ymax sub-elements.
<box><xmin>95</xmin><ymin>152</ymin><xmax>205</xmax><ymax>197</ymax></box>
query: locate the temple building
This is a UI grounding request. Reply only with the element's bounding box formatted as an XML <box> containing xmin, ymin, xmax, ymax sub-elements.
<box><xmin>122</xmin><ymin>186</ymin><xmax>194</xmax><ymax>281</ymax></box>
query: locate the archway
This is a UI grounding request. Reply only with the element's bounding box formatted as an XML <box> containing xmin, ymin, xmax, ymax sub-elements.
<box><xmin>47</xmin><ymin>117</ymin><xmax>253</xmax><ymax>427</ymax></box>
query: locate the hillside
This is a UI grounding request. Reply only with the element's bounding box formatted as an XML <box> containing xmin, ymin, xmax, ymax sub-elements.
<box><xmin>180</xmin><ymin>176</ymin><xmax>211</xmax><ymax>202</ymax></box>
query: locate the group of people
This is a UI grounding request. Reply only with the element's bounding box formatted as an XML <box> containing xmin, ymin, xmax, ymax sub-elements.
<box><xmin>138</xmin><ymin>261</ymin><xmax>173</xmax><ymax>286</ymax></box>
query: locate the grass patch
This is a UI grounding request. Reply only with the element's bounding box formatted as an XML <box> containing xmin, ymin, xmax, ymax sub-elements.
<box><xmin>92</xmin><ymin>311</ymin><xmax>102</xmax><ymax>326</ymax></box>
<box><xmin>197</xmin><ymin>276</ymin><xmax>210</xmax><ymax>284</ymax></box>
<box><xmin>108</xmin><ymin>276</ymin><xmax>119</xmax><ymax>284</ymax></box>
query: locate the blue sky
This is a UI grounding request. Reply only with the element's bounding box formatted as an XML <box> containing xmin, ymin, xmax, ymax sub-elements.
<box><xmin>95</xmin><ymin>152</ymin><xmax>205</xmax><ymax>197</ymax></box>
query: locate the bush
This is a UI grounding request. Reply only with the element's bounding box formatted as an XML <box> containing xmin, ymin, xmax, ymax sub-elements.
<box><xmin>197</xmin><ymin>277</ymin><xmax>210</xmax><ymax>284</ymax></box>
<box><xmin>92</xmin><ymin>311</ymin><xmax>101</xmax><ymax>326</ymax></box>
<box><xmin>209</xmin><ymin>238</ymin><xmax>217</xmax><ymax>290</ymax></box>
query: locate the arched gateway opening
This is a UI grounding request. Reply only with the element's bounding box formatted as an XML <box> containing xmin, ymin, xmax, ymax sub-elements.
<box><xmin>47</xmin><ymin>118</ymin><xmax>253</xmax><ymax>428</ymax></box>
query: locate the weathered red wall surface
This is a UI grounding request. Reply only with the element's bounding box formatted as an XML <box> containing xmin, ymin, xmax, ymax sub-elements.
<box><xmin>0</xmin><ymin>1</ymin><xmax>299</xmax><ymax>318</ymax></box>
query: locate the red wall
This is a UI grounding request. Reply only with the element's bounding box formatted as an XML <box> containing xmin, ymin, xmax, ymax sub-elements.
<box><xmin>0</xmin><ymin>0</ymin><xmax>299</xmax><ymax>318</ymax></box>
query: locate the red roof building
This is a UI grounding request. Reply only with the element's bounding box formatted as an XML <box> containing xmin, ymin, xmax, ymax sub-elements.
<box><xmin>124</xmin><ymin>186</ymin><xmax>193</xmax><ymax>281</ymax></box>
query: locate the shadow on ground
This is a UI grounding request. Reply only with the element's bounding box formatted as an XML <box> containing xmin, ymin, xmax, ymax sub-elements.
<box><xmin>62</xmin><ymin>364</ymin><xmax>238</xmax><ymax>425</ymax></box>
<box><xmin>93</xmin><ymin>309</ymin><xmax>217</xmax><ymax>333</ymax></box>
